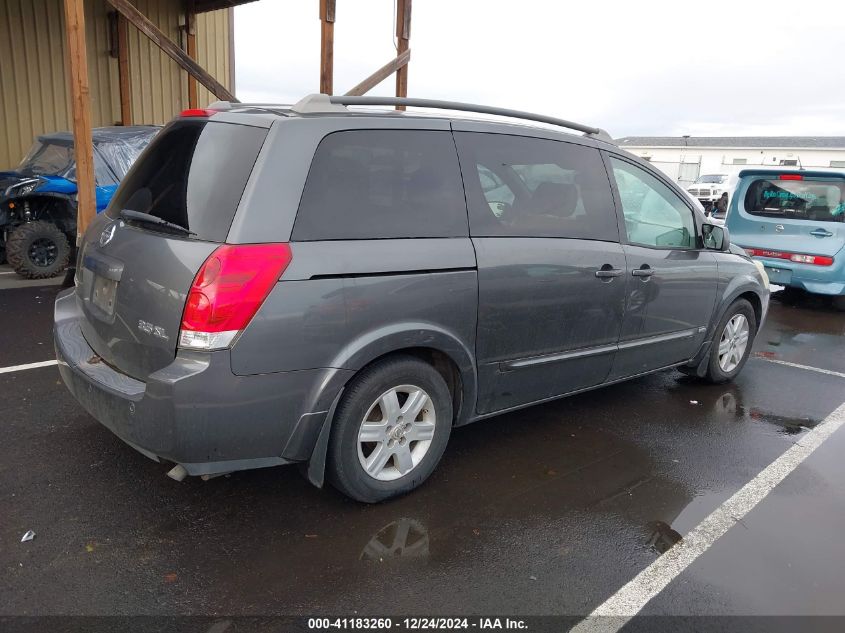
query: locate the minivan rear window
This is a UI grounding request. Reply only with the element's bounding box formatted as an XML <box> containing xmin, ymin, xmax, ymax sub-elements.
<box><xmin>292</xmin><ymin>130</ymin><xmax>468</xmax><ymax>241</ymax></box>
<box><xmin>108</xmin><ymin>120</ymin><xmax>267</xmax><ymax>241</ymax></box>
<box><xmin>744</xmin><ymin>178</ymin><xmax>845</xmax><ymax>223</ymax></box>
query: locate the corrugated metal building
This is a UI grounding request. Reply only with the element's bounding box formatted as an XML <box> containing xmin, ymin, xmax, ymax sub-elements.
<box><xmin>617</xmin><ymin>136</ymin><xmax>845</xmax><ymax>184</ymax></box>
<box><xmin>0</xmin><ymin>0</ymin><xmax>235</xmax><ymax>169</ymax></box>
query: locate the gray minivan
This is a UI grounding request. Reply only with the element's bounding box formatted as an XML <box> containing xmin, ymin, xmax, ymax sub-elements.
<box><xmin>54</xmin><ymin>95</ymin><xmax>770</xmax><ymax>502</ymax></box>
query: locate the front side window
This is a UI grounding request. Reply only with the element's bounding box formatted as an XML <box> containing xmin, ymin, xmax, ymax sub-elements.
<box><xmin>610</xmin><ymin>157</ymin><xmax>695</xmax><ymax>248</ymax></box>
<box><xmin>292</xmin><ymin>130</ymin><xmax>467</xmax><ymax>241</ymax></box>
<box><xmin>454</xmin><ymin>132</ymin><xmax>618</xmax><ymax>241</ymax></box>
<box><xmin>743</xmin><ymin>178</ymin><xmax>845</xmax><ymax>222</ymax></box>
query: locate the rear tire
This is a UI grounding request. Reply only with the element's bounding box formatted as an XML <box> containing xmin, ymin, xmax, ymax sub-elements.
<box><xmin>701</xmin><ymin>299</ymin><xmax>757</xmax><ymax>384</ymax></box>
<box><xmin>6</xmin><ymin>221</ymin><xmax>70</xmax><ymax>279</ymax></box>
<box><xmin>327</xmin><ymin>355</ymin><xmax>452</xmax><ymax>503</ymax></box>
<box><xmin>833</xmin><ymin>296</ymin><xmax>845</xmax><ymax>312</ymax></box>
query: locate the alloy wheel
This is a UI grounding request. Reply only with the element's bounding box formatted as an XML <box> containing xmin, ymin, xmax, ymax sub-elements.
<box><xmin>357</xmin><ymin>385</ymin><xmax>436</xmax><ymax>481</ymax></box>
<box><xmin>718</xmin><ymin>314</ymin><xmax>750</xmax><ymax>372</ymax></box>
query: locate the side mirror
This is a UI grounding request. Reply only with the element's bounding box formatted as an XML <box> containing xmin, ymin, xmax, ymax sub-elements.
<box><xmin>702</xmin><ymin>223</ymin><xmax>730</xmax><ymax>251</ymax></box>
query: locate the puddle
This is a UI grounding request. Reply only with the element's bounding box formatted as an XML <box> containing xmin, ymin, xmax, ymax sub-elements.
<box><xmin>646</xmin><ymin>520</ymin><xmax>682</xmax><ymax>554</ymax></box>
<box><xmin>749</xmin><ymin>407</ymin><xmax>819</xmax><ymax>435</ymax></box>
<box><xmin>360</xmin><ymin>518</ymin><xmax>430</xmax><ymax>562</ymax></box>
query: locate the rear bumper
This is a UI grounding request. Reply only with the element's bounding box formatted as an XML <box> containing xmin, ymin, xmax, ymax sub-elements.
<box><xmin>54</xmin><ymin>288</ymin><xmax>350</xmax><ymax>476</ymax></box>
<box><xmin>751</xmin><ymin>258</ymin><xmax>845</xmax><ymax>296</ymax></box>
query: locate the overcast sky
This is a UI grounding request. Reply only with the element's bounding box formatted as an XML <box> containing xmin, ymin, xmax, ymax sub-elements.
<box><xmin>234</xmin><ymin>0</ymin><xmax>845</xmax><ymax>138</ymax></box>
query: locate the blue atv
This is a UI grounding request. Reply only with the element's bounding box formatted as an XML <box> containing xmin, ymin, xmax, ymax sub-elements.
<box><xmin>0</xmin><ymin>126</ymin><xmax>158</xmax><ymax>278</ymax></box>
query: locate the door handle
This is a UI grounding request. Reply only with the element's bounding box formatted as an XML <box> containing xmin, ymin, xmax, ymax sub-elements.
<box><xmin>632</xmin><ymin>266</ymin><xmax>654</xmax><ymax>278</ymax></box>
<box><xmin>595</xmin><ymin>265</ymin><xmax>624</xmax><ymax>279</ymax></box>
<box><xmin>810</xmin><ymin>228</ymin><xmax>834</xmax><ymax>237</ymax></box>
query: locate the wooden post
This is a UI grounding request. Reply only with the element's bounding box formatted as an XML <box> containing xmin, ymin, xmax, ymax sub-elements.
<box><xmin>117</xmin><ymin>13</ymin><xmax>132</xmax><ymax>124</ymax></box>
<box><xmin>319</xmin><ymin>0</ymin><xmax>335</xmax><ymax>94</ymax></box>
<box><xmin>394</xmin><ymin>0</ymin><xmax>411</xmax><ymax>109</ymax></box>
<box><xmin>106</xmin><ymin>0</ymin><xmax>237</xmax><ymax>102</ymax></box>
<box><xmin>186</xmin><ymin>1</ymin><xmax>198</xmax><ymax>109</ymax></box>
<box><xmin>63</xmin><ymin>0</ymin><xmax>96</xmax><ymax>243</ymax></box>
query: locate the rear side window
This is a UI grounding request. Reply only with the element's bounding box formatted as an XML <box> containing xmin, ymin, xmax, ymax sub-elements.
<box><xmin>454</xmin><ymin>132</ymin><xmax>618</xmax><ymax>241</ymax></box>
<box><xmin>744</xmin><ymin>178</ymin><xmax>845</xmax><ymax>222</ymax></box>
<box><xmin>292</xmin><ymin>130</ymin><xmax>467</xmax><ymax>241</ymax></box>
<box><xmin>108</xmin><ymin>121</ymin><xmax>267</xmax><ymax>242</ymax></box>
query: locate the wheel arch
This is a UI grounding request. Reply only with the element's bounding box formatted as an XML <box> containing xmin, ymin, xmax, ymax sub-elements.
<box><xmin>325</xmin><ymin>322</ymin><xmax>477</xmax><ymax>425</ymax></box>
<box><xmin>302</xmin><ymin>324</ymin><xmax>478</xmax><ymax>489</ymax></box>
<box><xmin>8</xmin><ymin>194</ymin><xmax>77</xmax><ymax>234</ymax></box>
<box><xmin>716</xmin><ymin>279</ymin><xmax>766</xmax><ymax>332</ymax></box>
<box><xmin>683</xmin><ymin>278</ymin><xmax>766</xmax><ymax>378</ymax></box>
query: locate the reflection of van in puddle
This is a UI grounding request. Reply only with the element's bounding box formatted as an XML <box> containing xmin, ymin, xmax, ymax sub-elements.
<box><xmin>726</xmin><ymin>169</ymin><xmax>845</xmax><ymax>310</ymax></box>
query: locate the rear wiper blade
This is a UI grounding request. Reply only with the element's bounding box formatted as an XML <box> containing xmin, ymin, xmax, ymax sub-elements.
<box><xmin>119</xmin><ymin>209</ymin><xmax>196</xmax><ymax>236</ymax></box>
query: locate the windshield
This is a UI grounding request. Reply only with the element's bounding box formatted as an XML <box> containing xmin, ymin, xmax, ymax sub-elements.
<box><xmin>17</xmin><ymin>141</ymin><xmax>75</xmax><ymax>177</ymax></box>
<box><xmin>696</xmin><ymin>175</ymin><xmax>728</xmax><ymax>184</ymax></box>
<box><xmin>744</xmin><ymin>178</ymin><xmax>845</xmax><ymax>222</ymax></box>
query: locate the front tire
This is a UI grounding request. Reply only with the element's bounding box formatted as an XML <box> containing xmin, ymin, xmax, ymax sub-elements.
<box><xmin>6</xmin><ymin>221</ymin><xmax>71</xmax><ymax>279</ymax></box>
<box><xmin>327</xmin><ymin>355</ymin><xmax>453</xmax><ymax>503</ymax></box>
<box><xmin>701</xmin><ymin>299</ymin><xmax>757</xmax><ymax>384</ymax></box>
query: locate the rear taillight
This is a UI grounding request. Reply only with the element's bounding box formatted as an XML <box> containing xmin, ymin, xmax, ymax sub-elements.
<box><xmin>778</xmin><ymin>174</ymin><xmax>803</xmax><ymax>181</ymax></box>
<box><xmin>179</xmin><ymin>243</ymin><xmax>292</xmax><ymax>350</ymax></box>
<box><xmin>788</xmin><ymin>254</ymin><xmax>834</xmax><ymax>266</ymax></box>
<box><xmin>744</xmin><ymin>247</ymin><xmax>833</xmax><ymax>266</ymax></box>
<box><xmin>180</xmin><ymin>108</ymin><xmax>217</xmax><ymax>117</ymax></box>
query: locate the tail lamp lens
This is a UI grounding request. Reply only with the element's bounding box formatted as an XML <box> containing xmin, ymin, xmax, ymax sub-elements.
<box><xmin>744</xmin><ymin>248</ymin><xmax>833</xmax><ymax>266</ymax></box>
<box><xmin>179</xmin><ymin>243</ymin><xmax>292</xmax><ymax>350</ymax></box>
<box><xmin>180</xmin><ymin>108</ymin><xmax>218</xmax><ymax>117</ymax></box>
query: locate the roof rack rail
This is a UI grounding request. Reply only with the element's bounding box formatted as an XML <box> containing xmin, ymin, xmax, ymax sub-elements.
<box><xmin>206</xmin><ymin>101</ymin><xmax>299</xmax><ymax>113</ymax></box>
<box><xmin>290</xmin><ymin>93</ymin><xmax>613</xmax><ymax>142</ymax></box>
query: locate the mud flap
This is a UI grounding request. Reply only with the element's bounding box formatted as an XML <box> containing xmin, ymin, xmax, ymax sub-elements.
<box><xmin>681</xmin><ymin>341</ymin><xmax>713</xmax><ymax>378</ymax></box>
<box><xmin>306</xmin><ymin>387</ymin><xmax>344</xmax><ymax>488</ymax></box>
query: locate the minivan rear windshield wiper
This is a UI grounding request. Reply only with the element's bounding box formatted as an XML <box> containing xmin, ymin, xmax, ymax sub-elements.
<box><xmin>119</xmin><ymin>209</ymin><xmax>196</xmax><ymax>236</ymax></box>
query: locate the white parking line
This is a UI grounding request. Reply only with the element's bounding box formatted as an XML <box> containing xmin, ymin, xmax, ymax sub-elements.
<box><xmin>0</xmin><ymin>271</ymin><xmax>17</xmax><ymax>275</ymax></box>
<box><xmin>571</xmin><ymin>400</ymin><xmax>845</xmax><ymax>633</ymax></box>
<box><xmin>0</xmin><ymin>360</ymin><xmax>58</xmax><ymax>375</ymax></box>
<box><xmin>757</xmin><ymin>357</ymin><xmax>845</xmax><ymax>379</ymax></box>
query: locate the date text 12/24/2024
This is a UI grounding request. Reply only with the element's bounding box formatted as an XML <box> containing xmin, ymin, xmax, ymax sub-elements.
<box><xmin>308</xmin><ymin>618</ymin><xmax>529</xmax><ymax>630</ymax></box>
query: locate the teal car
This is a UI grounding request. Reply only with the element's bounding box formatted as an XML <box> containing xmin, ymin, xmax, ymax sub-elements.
<box><xmin>726</xmin><ymin>169</ymin><xmax>845</xmax><ymax>310</ymax></box>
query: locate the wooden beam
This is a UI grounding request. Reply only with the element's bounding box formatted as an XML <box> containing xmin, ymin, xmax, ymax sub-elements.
<box><xmin>319</xmin><ymin>0</ymin><xmax>335</xmax><ymax>94</ymax></box>
<box><xmin>345</xmin><ymin>49</ymin><xmax>411</xmax><ymax>97</ymax></box>
<box><xmin>394</xmin><ymin>0</ymin><xmax>411</xmax><ymax>109</ymax></box>
<box><xmin>186</xmin><ymin>2</ymin><xmax>198</xmax><ymax>109</ymax></box>
<box><xmin>63</xmin><ymin>0</ymin><xmax>96</xmax><ymax>242</ymax></box>
<box><xmin>105</xmin><ymin>0</ymin><xmax>237</xmax><ymax>102</ymax></box>
<box><xmin>117</xmin><ymin>13</ymin><xmax>132</xmax><ymax>124</ymax></box>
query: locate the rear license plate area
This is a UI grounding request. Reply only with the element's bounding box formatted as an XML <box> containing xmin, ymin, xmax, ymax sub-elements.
<box><xmin>91</xmin><ymin>275</ymin><xmax>118</xmax><ymax>316</ymax></box>
<box><xmin>764</xmin><ymin>266</ymin><xmax>792</xmax><ymax>285</ymax></box>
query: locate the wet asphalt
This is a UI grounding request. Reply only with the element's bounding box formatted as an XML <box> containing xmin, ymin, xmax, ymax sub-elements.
<box><xmin>1</xmin><ymin>272</ymin><xmax>844</xmax><ymax>623</ymax></box>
